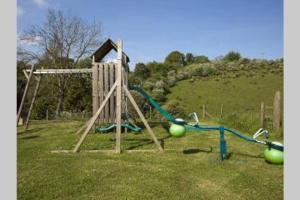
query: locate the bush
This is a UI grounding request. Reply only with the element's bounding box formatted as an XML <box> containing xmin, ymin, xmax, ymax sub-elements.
<box><xmin>194</xmin><ymin>55</ymin><xmax>210</xmax><ymax>64</ymax></box>
<box><xmin>134</xmin><ymin>63</ymin><xmax>151</xmax><ymax>80</ymax></box>
<box><xmin>143</xmin><ymin>79</ymin><xmax>156</xmax><ymax>91</ymax></box>
<box><xmin>176</xmin><ymin>71</ymin><xmax>190</xmax><ymax>81</ymax></box>
<box><xmin>223</xmin><ymin>51</ymin><xmax>241</xmax><ymax>62</ymax></box>
<box><xmin>201</xmin><ymin>64</ymin><xmax>216</xmax><ymax>76</ymax></box>
<box><xmin>152</xmin><ymin>88</ymin><xmax>166</xmax><ymax>102</ymax></box>
<box><xmin>162</xmin><ymin>99</ymin><xmax>187</xmax><ymax>119</ymax></box>
<box><xmin>185</xmin><ymin>53</ymin><xmax>194</xmax><ymax>64</ymax></box>
<box><xmin>167</xmin><ymin>70</ymin><xmax>177</xmax><ymax>87</ymax></box>
<box><xmin>164</xmin><ymin>51</ymin><xmax>185</xmax><ymax>67</ymax></box>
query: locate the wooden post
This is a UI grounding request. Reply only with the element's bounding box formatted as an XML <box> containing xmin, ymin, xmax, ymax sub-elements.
<box><xmin>46</xmin><ymin>109</ymin><xmax>49</xmax><ymax>121</ymax></box>
<box><xmin>202</xmin><ymin>104</ymin><xmax>206</xmax><ymax>119</ymax></box>
<box><xmin>92</xmin><ymin>62</ymin><xmax>99</xmax><ymax>124</ymax></box>
<box><xmin>273</xmin><ymin>91</ymin><xmax>281</xmax><ymax>130</ymax></box>
<box><xmin>124</xmin><ymin>87</ymin><xmax>164</xmax><ymax>152</ymax></box>
<box><xmin>75</xmin><ymin>118</ymin><xmax>92</xmax><ymax>135</ymax></box>
<box><xmin>17</xmin><ymin>64</ymin><xmax>35</xmax><ymax>125</ymax></box>
<box><xmin>220</xmin><ymin>104</ymin><xmax>223</xmax><ymax>118</ymax></box>
<box><xmin>109</xmin><ymin>63</ymin><xmax>115</xmax><ymax>123</ymax></box>
<box><xmin>73</xmin><ymin>82</ymin><xmax>117</xmax><ymax>152</ymax></box>
<box><xmin>23</xmin><ymin>70</ymin><xmax>29</xmax><ymax>80</ymax></box>
<box><xmin>104</xmin><ymin>64</ymin><xmax>110</xmax><ymax>122</ymax></box>
<box><xmin>260</xmin><ymin>102</ymin><xmax>265</xmax><ymax>128</ymax></box>
<box><xmin>98</xmin><ymin>64</ymin><xmax>104</xmax><ymax>123</ymax></box>
<box><xmin>25</xmin><ymin>75</ymin><xmax>42</xmax><ymax>130</ymax></box>
<box><xmin>115</xmin><ymin>40</ymin><xmax>123</xmax><ymax>153</ymax></box>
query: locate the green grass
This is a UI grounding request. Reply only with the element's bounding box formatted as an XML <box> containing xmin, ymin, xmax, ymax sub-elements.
<box><xmin>166</xmin><ymin>71</ymin><xmax>283</xmax><ymax>133</ymax></box>
<box><xmin>167</xmin><ymin>71</ymin><xmax>283</xmax><ymax>115</ymax></box>
<box><xmin>18</xmin><ymin>120</ymin><xmax>283</xmax><ymax>200</ymax></box>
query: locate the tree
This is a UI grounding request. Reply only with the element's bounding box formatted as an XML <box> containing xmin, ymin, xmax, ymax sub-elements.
<box><xmin>194</xmin><ymin>55</ymin><xmax>210</xmax><ymax>64</ymax></box>
<box><xmin>146</xmin><ymin>61</ymin><xmax>174</xmax><ymax>78</ymax></box>
<box><xmin>185</xmin><ymin>53</ymin><xmax>194</xmax><ymax>64</ymax></box>
<box><xmin>19</xmin><ymin>9</ymin><xmax>102</xmax><ymax>117</ymax></box>
<box><xmin>134</xmin><ymin>63</ymin><xmax>151</xmax><ymax>80</ymax></box>
<box><xmin>223</xmin><ymin>51</ymin><xmax>241</xmax><ymax>62</ymax></box>
<box><xmin>17</xmin><ymin>61</ymin><xmax>28</xmax><ymax>109</ymax></box>
<box><xmin>164</xmin><ymin>51</ymin><xmax>185</xmax><ymax>67</ymax></box>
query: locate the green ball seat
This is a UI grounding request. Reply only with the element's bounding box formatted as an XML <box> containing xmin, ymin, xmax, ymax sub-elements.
<box><xmin>169</xmin><ymin>124</ymin><xmax>186</xmax><ymax>137</ymax></box>
<box><xmin>264</xmin><ymin>142</ymin><xmax>283</xmax><ymax>164</ymax></box>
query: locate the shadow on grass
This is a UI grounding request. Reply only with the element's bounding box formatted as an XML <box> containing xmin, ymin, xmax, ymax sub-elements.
<box><xmin>17</xmin><ymin>128</ymin><xmax>44</xmax><ymax>135</ymax></box>
<box><xmin>125</xmin><ymin>135</ymin><xmax>172</xmax><ymax>150</ymax></box>
<box><xmin>19</xmin><ymin>135</ymin><xmax>40</xmax><ymax>140</ymax></box>
<box><xmin>183</xmin><ymin>146</ymin><xmax>213</xmax><ymax>154</ymax></box>
<box><xmin>227</xmin><ymin>152</ymin><xmax>264</xmax><ymax>159</ymax></box>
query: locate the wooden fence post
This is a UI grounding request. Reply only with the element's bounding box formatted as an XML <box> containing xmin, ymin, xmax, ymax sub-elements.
<box><xmin>273</xmin><ymin>91</ymin><xmax>281</xmax><ymax>130</ymax></box>
<box><xmin>220</xmin><ymin>104</ymin><xmax>223</xmax><ymax>118</ymax></box>
<box><xmin>260</xmin><ymin>102</ymin><xmax>265</xmax><ymax>128</ymax></box>
<box><xmin>46</xmin><ymin>109</ymin><xmax>49</xmax><ymax>121</ymax></box>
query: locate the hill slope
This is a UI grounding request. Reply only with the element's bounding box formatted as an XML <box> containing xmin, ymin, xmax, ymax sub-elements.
<box><xmin>165</xmin><ymin>70</ymin><xmax>283</xmax><ymax>133</ymax></box>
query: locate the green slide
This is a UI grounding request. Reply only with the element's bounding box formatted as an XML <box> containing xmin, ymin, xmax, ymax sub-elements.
<box><xmin>96</xmin><ymin>123</ymin><xmax>142</xmax><ymax>133</ymax></box>
<box><xmin>129</xmin><ymin>85</ymin><xmax>185</xmax><ymax>125</ymax></box>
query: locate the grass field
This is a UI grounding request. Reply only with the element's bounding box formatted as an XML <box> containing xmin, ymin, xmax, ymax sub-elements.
<box><xmin>167</xmin><ymin>71</ymin><xmax>283</xmax><ymax>115</ymax></box>
<box><xmin>166</xmin><ymin>71</ymin><xmax>283</xmax><ymax>134</ymax></box>
<box><xmin>18</xmin><ymin>120</ymin><xmax>283</xmax><ymax>200</ymax></box>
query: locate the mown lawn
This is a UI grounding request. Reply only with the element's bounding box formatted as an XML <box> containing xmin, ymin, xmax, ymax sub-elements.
<box><xmin>17</xmin><ymin>120</ymin><xmax>283</xmax><ymax>200</ymax></box>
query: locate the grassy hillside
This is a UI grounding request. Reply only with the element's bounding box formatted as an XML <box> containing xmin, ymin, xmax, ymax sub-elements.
<box><xmin>166</xmin><ymin>70</ymin><xmax>283</xmax><ymax>133</ymax></box>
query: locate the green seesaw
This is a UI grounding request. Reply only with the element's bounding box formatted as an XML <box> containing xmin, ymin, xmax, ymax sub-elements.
<box><xmin>97</xmin><ymin>85</ymin><xmax>283</xmax><ymax>164</ymax></box>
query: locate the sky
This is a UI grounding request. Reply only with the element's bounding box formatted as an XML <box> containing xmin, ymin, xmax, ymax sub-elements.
<box><xmin>17</xmin><ymin>0</ymin><xmax>283</xmax><ymax>69</ymax></box>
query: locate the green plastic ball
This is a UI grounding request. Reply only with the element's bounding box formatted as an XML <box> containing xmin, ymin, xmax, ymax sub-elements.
<box><xmin>264</xmin><ymin>142</ymin><xmax>283</xmax><ymax>164</ymax></box>
<box><xmin>169</xmin><ymin>124</ymin><xmax>186</xmax><ymax>137</ymax></box>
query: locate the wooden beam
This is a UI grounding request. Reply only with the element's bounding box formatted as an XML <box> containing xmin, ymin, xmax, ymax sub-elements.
<box><xmin>109</xmin><ymin>63</ymin><xmax>115</xmax><ymax>123</ymax></box>
<box><xmin>125</xmin><ymin>150</ymin><xmax>157</xmax><ymax>153</ymax></box>
<box><xmin>98</xmin><ymin>64</ymin><xmax>104</xmax><ymax>123</ymax></box>
<box><xmin>115</xmin><ymin>40</ymin><xmax>123</xmax><ymax>153</ymax></box>
<box><xmin>104</xmin><ymin>64</ymin><xmax>109</xmax><ymax>122</ymax></box>
<box><xmin>73</xmin><ymin>81</ymin><xmax>118</xmax><ymax>153</ymax></box>
<box><xmin>92</xmin><ymin>64</ymin><xmax>99</xmax><ymax>124</ymax></box>
<box><xmin>25</xmin><ymin>75</ymin><xmax>42</xmax><ymax>130</ymax></box>
<box><xmin>25</xmin><ymin>68</ymin><xmax>92</xmax><ymax>75</ymax></box>
<box><xmin>23</xmin><ymin>69</ymin><xmax>39</xmax><ymax>81</ymax></box>
<box><xmin>22</xmin><ymin>70</ymin><xmax>29</xmax><ymax>80</ymax></box>
<box><xmin>75</xmin><ymin>118</ymin><xmax>92</xmax><ymax>135</ymax></box>
<box><xmin>17</xmin><ymin>64</ymin><xmax>35</xmax><ymax>125</ymax></box>
<box><xmin>124</xmin><ymin>87</ymin><xmax>164</xmax><ymax>152</ymax></box>
<box><xmin>52</xmin><ymin>149</ymin><xmax>116</xmax><ymax>154</ymax></box>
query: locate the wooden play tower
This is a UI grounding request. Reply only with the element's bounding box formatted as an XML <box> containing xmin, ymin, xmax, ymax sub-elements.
<box><xmin>17</xmin><ymin>39</ymin><xmax>164</xmax><ymax>154</ymax></box>
<box><xmin>91</xmin><ymin>39</ymin><xmax>129</xmax><ymax>125</ymax></box>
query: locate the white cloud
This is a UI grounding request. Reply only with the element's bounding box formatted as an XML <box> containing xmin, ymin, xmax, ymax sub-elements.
<box><xmin>18</xmin><ymin>35</ymin><xmax>42</xmax><ymax>46</ymax></box>
<box><xmin>17</xmin><ymin>6</ymin><xmax>24</xmax><ymax>16</ymax></box>
<box><xmin>33</xmin><ymin>0</ymin><xmax>48</xmax><ymax>7</ymax></box>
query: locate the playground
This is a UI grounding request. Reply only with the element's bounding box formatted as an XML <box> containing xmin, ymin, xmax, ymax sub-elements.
<box><xmin>17</xmin><ymin>120</ymin><xmax>283</xmax><ymax>200</ymax></box>
<box><xmin>17</xmin><ymin>38</ymin><xmax>284</xmax><ymax>199</ymax></box>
